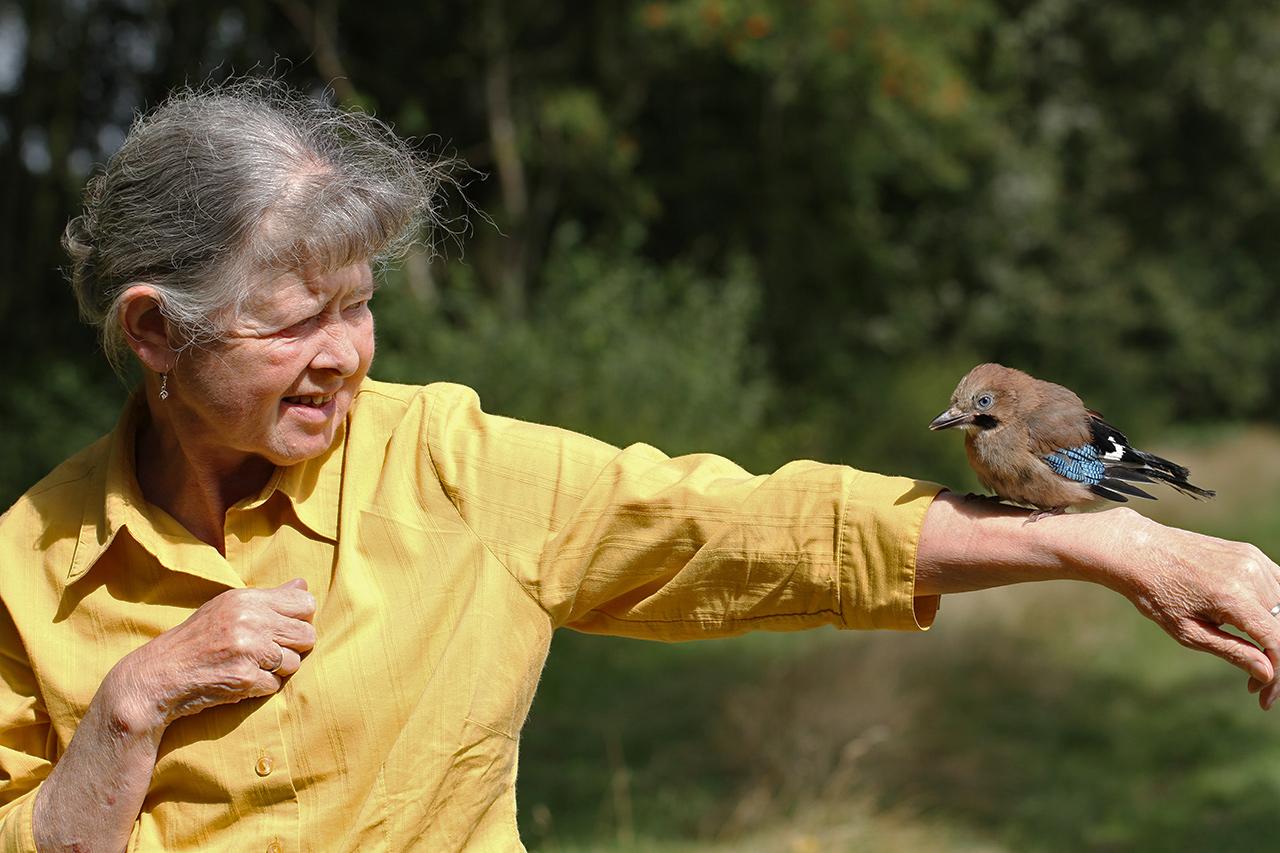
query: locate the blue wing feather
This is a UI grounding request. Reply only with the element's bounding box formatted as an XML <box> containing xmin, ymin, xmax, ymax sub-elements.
<box><xmin>1043</xmin><ymin>444</ymin><xmax>1105</xmax><ymax>484</ymax></box>
<box><xmin>1043</xmin><ymin>442</ymin><xmax>1158</xmax><ymax>500</ymax></box>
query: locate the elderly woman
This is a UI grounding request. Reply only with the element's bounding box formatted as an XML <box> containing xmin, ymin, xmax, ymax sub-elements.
<box><xmin>2</xmin><ymin>81</ymin><xmax>1279</xmax><ymax>852</ymax></box>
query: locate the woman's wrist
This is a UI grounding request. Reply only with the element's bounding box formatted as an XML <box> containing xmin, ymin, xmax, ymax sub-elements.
<box><xmin>1036</xmin><ymin>504</ymin><xmax>1157</xmax><ymax>597</ymax></box>
<box><xmin>32</xmin><ymin>660</ymin><xmax>168</xmax><ymax>851</ymax></box>
<box><xmin>100</xmin><ymin>654</ymin><xmax>171</xmax><ymax>744</ymax></box>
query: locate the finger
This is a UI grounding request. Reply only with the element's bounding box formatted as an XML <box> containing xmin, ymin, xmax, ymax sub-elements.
<box><xmin>271</xmin><ymin>616</ymin><xmax>318</xmax><ymax>654</ymax></box>
<box><xmin>269</xmin><ymin>646</ymin><xmax>303</xmax><ymax>678</ymax></box>
<box><xmin>1246</xmin><ymin>653</ymin><xmax>1274</xmax><ymax>692</ymax></box>
<box><xmin>261</xmin><ymin>585</ymin><xmax>318</xmax><ymax>621</ymax></box>
<box><xmin>1227</xmin><ymin>608</ymin><xmax>1280</xmax><ymax>668</ymax></box>
<box><xmin>1262</xmin><ymin>678</ymin><xmax>1280</xmax><ymax>711</ymax></box>
<box><xmin>1242</xmin><ymin>603</ymin><xmax>1280</xmax><ymax>705</ymax></box>
<box><xmin>279</xmin><ymin>578</ymin><xmax>308</xmax><ymax>591</ymax></box>
<box><xmin>254</xmin><ymin>640</ymin><xmax>285</xmax><ymax>671</ymax></box>
<box><xmin>249</xmin><ymin>669</ymin><xmax>286</xmax><ymax>698</ymax></box>
<box><xmin>237</xmin><ymin>654</ymin><xmax>287</xmax><ymax>699</ymax></box>
<box><xmin>1179</xmin><ymin>619</ymin><xmax>1272</xmax><ymax>683</ymax></box>
<box><xmin>1259</xmin><ymin>647</ymin><xmax>1280</xmax><ymax>710</ymax></box>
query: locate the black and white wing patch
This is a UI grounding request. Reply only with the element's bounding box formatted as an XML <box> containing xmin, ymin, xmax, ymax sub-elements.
<box><xmin>1085</xmin><ymin>415</ymin><xmax>1215</xmax><ymax>501</ymax></box>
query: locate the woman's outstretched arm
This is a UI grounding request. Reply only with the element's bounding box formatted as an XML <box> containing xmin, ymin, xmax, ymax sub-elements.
<box><xmin>916</xmin><ymin>491</ymin><xmax>1280</xmax><ymax>708</ymax></box>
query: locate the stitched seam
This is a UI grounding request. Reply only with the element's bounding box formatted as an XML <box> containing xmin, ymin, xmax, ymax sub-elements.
<box><xmin>582</xmin><ymin>607</ymin><xmax>841</xmax><ymax>626</ymax></box>
<box><xmin>834</xmin><ymin>472</ymin><xmax>849</xmax><ymax>627</ymax></box>
<box><xmin>464</xmin><ymin>716</ymin><xmax>518</xmax><ymax>742</ymax></box>
<box><xmin>420</xmin><ymin>388</ymin><xmax>553</xmax><ymax>621</ymax></box>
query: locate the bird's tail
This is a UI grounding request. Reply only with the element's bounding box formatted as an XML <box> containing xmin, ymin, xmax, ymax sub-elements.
<box><xmin>1130</xmin><ymin>449</ymin><xmax>1216</xmax><ymax>499</ymax></box>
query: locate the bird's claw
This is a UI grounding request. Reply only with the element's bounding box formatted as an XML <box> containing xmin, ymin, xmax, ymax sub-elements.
<box><xmin>1025</xmin><ymin>507</ymin><xmax>1066</xmax><ymax>524</ymax></box>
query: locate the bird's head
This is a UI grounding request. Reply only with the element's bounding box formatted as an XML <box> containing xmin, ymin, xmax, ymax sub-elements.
<box><xmin>928</xmin><ymin>362</ymin><xmax>1026</xmax><ymax>432</ymax></box>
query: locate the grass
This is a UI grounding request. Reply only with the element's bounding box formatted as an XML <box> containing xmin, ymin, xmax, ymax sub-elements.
<box><xmin>517</xmin><ymin>425</ymin><xmax>1280</xmax><ymax>851</ymax></box>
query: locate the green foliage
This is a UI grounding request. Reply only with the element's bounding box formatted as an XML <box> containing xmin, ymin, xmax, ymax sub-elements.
<box><xmin>10</xmin><ymin>0</ymin><xmax>1280</xmax><ymax>444</ymax></box>
<box><xmin>608</xmin><ymin>0</ymin><xmax>1280</xmax><ymax>427</ymax></box>
<box><xmin>0</xmin><ymin>360</ymin><xmax>124</xmax><ymax>509</ymax></box>
<box><xmin>374</xmin><ymin>227</ymin><xmax>772</xmax><ymax>460</ymax></box>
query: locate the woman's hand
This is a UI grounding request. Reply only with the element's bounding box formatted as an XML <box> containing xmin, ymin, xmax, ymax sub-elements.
<box><xmin>32</xmin><ymin>579</ymin><xmax>315</xmax><ymax>849</ymax></box>
<box><xmin>1083</xmin><ymin>513</ymin><xmax>1280</xmax><ymax>709</ymax></box>
<box><xmin>111</xmin><ymin>578</ymin><xmax>317</xmax><ymax>733</ymax></box>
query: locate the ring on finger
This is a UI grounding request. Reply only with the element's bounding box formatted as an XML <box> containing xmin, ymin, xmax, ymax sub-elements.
<box><xmin>265</xmin><ymin>647</ymin><xmax>286</xmax><ymax>674</ymax></box>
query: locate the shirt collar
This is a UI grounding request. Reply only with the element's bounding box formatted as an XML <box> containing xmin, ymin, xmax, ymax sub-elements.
<box><xmin>66</xmin><ymin>393</ymin><xmax>344</xmax><ymax>587</ymax></box>
<box><xmin>274</xmin><ymin>419</ymin><xmax>345</xmax><ymax>543</ymax></box>
<box><xmin>67</xmin><ymin>393</ymin><xmax>146</xmax><ymax>586</ymax></box>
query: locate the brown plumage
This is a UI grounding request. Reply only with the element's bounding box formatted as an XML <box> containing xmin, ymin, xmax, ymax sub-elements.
<box><xmin>928</xmin><ymin>363</ymin><xmax>1215</xmax><ymax>516</ymax></box>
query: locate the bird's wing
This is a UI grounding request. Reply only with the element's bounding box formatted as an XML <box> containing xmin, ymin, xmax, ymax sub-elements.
<box><xmin>1087</xmin><ymin>417</ymin><xmax>1170</xmax><ymax>469</ymax></box>
<box><xmin>1040</xmin><ymin>441</ymin><xmax>1156</xmax><ymax>503</ymax></box>
<box><xmin>1085</xmin><ymin>415</ymin><xmax>1214</xmax><ymax>500</ymax></box>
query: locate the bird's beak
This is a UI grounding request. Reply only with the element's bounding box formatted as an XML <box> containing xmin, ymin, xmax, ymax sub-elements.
<box><xmin>928</xmin><ymin>407</ymin><xmax>974</xmax><ymax>431</ymax></box>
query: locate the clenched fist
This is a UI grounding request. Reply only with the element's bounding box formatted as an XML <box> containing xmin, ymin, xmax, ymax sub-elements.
<box><xmin>111</xmin><ymin>578</ymin><xmax>317</xmax><ymax>732</ymax></box>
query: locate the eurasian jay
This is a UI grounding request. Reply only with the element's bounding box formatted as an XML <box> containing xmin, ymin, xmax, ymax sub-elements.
<box><xmin>928</xmin><ymin>363</ymin><xmax>1214</xmax><ymax>517</ymax></box>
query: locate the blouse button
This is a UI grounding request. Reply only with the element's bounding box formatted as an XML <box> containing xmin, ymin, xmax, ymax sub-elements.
<box><xmin>266</xmin><ymin>841</ymin><xmax>283</xmax><ymax>853</ymax></box>
<box><xmin>255</xmin><ymin>755</ymin><xmax>274</xmax><ymax>777</ymax></box>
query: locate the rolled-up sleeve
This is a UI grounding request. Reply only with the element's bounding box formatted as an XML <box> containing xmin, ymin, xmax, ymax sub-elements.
<box><xmin>422</xmin><ymin>383</ymin><xmax>943</xmax><ymax>641</ymax></box>
<box><xmin>0</xmin><ymin>606</ymin><xmax>51</xmax><ymax>852</ymax></box>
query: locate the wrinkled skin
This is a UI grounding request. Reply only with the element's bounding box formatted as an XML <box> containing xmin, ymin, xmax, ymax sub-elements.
<box><xmin>917</xmin><ymin>493</ymin><xmax>1280</xmax><ymax>711</ymax></box>
<box><xmin>1107</xmin><ymin>516</ymin><xmax>1280</xmax><ymax>707</ymax></box>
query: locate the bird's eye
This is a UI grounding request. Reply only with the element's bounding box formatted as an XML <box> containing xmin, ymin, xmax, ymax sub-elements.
<box><xmin>976</xmin><ymin>393</ymin><xmax>994</xmax><ymax>410</ymax></box>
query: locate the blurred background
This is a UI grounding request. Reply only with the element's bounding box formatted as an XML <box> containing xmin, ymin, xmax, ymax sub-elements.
<box><xmin>4</xmin><ymin>0</ymin><xmax>1280</xmax><ymax>849</ymax></box>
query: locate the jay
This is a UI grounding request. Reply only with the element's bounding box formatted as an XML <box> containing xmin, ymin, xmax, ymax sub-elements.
<box><xmin>928</xmin><ymin>363</ymin><xmax>1214</xmax><ymax>517</ymax></box>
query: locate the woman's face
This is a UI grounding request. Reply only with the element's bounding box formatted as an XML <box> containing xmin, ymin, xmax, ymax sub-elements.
<box><xmin>167</xmin><ymin>261</ymin><xmax>376</xmax><ymax>468</ymax></box>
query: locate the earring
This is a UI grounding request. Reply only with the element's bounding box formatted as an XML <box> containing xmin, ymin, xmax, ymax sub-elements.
<box><xmin>159</xmin><ymin>373</ymin><xmax>169</xmax><ymax>401</ymax></box>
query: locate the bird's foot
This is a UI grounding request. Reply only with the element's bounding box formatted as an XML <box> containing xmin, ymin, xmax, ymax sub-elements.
<box><xmin>1024</xmin><ymin>507</ymin><xmax>1066</xmax><ymax>524</ymax></box>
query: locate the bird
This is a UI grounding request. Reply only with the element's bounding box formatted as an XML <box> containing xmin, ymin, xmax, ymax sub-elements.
<box><xmin>928</xmin><ymin>363</ymin><xmax>1215</xmax><ymax>519</ymax></box>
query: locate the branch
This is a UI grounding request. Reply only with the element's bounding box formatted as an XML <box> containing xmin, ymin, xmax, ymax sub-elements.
<box><xmin>273</xmin><ymin>0</ymin><xmax>359</xmax><ymax>105</ymax></box>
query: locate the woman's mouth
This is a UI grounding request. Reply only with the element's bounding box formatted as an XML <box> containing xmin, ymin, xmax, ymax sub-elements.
<box><xmin>281</xmin><ymin>394</ymin><xmax>339</xmax><ymax>423</ymax></box>
<box><xmin>282</xmin><ymin>394</ymin><xmax>336</xmax><ymax>407</ymax></box>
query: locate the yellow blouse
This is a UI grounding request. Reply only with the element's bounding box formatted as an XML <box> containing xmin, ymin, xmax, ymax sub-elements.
<box><xmin>0</xmin><ymin>379</ymin><xmax>940</xmax><ymax>851</ymax></box>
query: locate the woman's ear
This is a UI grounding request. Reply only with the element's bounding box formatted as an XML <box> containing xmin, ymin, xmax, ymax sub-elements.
<box><xmin>118</xmin><ymin>285</ymin><xmax>176</xmax><ymax>373</ymax></box>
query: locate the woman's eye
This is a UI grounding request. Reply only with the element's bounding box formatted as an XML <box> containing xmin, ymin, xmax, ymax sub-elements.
<box><xmin>345</xmin><ymin>299</ymin><xmax>369</xmax><ymax>313</ymax></box>
<box><xmin>278</xmin><ymin>315</ymin><xmax>319</xmax><ymax>337</ymax></box>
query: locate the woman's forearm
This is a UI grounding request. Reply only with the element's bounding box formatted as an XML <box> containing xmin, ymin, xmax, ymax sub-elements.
<box><xmin>915</xmin><ymin>489</ymin><xmax>1128</xmax><ymax>595</ymax></box>
<box><xmin>32</xmin><ymin>660</ymin><xmax>165</xmax><ymax>852</ymax></box>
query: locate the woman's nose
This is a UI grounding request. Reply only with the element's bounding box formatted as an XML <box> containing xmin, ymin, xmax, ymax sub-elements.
<box><xmin>313</xmin><ymin>315</ymin><xmax>361</xmax><ymax>375</ymax></box>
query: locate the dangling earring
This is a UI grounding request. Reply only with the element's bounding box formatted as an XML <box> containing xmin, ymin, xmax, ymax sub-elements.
<box><xmin>159</xmin><ymin>373</ymin><xmax>169</xmax><ymax>401</ymax></box>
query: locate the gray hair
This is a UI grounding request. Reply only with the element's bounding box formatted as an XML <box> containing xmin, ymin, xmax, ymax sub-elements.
<box><xmin>63</xmin><ymin>78</ymin><xmax>458</xmax><ymax>373</ymax></box>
